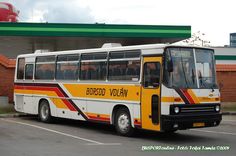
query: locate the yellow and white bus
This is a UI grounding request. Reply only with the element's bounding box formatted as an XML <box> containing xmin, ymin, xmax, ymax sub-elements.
<box><xmin>14</xmin><ymin>43</ymin><xmax>222</xmax><ymax>136</ymax></box>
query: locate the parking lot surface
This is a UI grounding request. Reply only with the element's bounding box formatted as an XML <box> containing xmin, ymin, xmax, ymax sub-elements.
<box><xmin>0</xmin><ymin>115</ymin><xmax>236</xmax><ymax>156</ymax></box>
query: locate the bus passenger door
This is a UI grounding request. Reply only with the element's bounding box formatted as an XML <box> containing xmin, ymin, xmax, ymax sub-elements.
<box><xmin>141</xmin><ymin>57</ymin><xmax>162</xmax><ymax>131</ymax></box>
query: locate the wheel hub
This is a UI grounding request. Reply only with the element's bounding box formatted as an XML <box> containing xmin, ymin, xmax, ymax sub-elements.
<box><xmin>41</xmin><ymin>105</ymin><xmax>49</xmax><ymax>120</ymax></box>
<box><xmin>118</xmin><ymin>114</ymin><xmax>129</xmax><ymax>132</ymax></box>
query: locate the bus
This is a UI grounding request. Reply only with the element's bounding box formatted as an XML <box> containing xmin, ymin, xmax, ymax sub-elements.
<box><xmin>14</xmin><ymin>43</ymin><xmax>222</xmax><ymax>136</ymax></box>
<box><xmin>0</xmin><ymin>2</ymin><xmax>19</xmax><ymax>22</ymax></box>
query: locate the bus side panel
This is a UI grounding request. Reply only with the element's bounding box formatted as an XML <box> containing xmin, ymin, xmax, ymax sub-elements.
<box><xmin>14</xmin><ymin>82</ymin><xmax>36</xmax><ymax>114</ymax></box>
<box><xmin>86</xmin><ymin>100</ymin><xmax>138</xmax><ymax>127</ymax></box>
<box><xmin>67</xmin><ymin>99</ymin><xmax>86</xmax><ymax>121</ymax></box>
<box><xmin>28</xmin><ymin>96</ymin><xmax>57</xmax><ymax>117</ymax></box>
<box><xmin>86</xmin><ymin>100</ymin><xmax>112</xmax><ymax>123</ymax></box>
<box><xmin>23</xmin><ymin>95</ymin><xmax>37</xmax><ymax>114</ymax></box>
<box><xmin>63</xmin><ymin>83</ymin><xmax>141</xmax><ymax>125</ymax></box>
<box><xmin>133</xmin><ymin>104</ymin><xmax>141</xmax><ymax>128</ymax></box>
<box><xmin>161</xmin><ymin>85</ymin><xmax>175</xmax><ymax>115</ymax></box>
<box><xmin>14</xmin><ymin>93</ymin><xmax>24</xmax><ymax>113</ymax></box>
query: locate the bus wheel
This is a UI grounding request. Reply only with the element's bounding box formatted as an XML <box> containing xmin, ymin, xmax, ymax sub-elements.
<box><xmin>39</xmin><ymin>100</ymin><xmax>52</xmax><ymax>123</ymax></box>
<box><xmin>115</xmin><ymin>108</ymin><xmax>134</xmax><ymax>136</ymax></box>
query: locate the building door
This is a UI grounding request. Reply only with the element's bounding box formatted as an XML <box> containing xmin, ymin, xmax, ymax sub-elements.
<box><xmin>141</xmin><ymin>56</ymin><xmax>162</xmax><ymax>131</ymax></box>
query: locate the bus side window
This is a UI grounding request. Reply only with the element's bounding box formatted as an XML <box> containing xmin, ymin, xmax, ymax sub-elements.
<box><xmin>17</xmin><ymin>58</ymin><xmax>25</xmax><ymax>80</ymax></box>
<box><xmin>56</xmin><ymin>54</ymin><xmax>79</xmax><ymax>80</ymax></box>
<box><xmin>35</xmin><ymin>56</ymin><xmax>55</xmax><ymax>80</ymax></box>
<box><xmin>143</xmin><ymin>62</ymin><xmax>161</xmax><ymax>88</ymax></box>
<box><xmin>25</xmin><ymin>64</ymin><xmax>34</xmax><ymax>80</ymax></box>
<box><xmin>80</xmin><ymin>62</ymin><xmax>89</xmax><ymax>80</ymax></box>
<box><xmin>108</xmin><ymin>51</ymin><xmax>141</xmax><ymax>81</ymax></box>
<box><xmin>80</xmin><ymin>52</ymin><xmax>107</xmax><ymax>81</ymax></box>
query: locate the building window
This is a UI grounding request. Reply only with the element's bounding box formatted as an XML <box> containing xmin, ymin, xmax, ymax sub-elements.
<box><xmin>230</xmin><ymin>34</ymin><xmax>236</xmax><ymax>47</ymax></box>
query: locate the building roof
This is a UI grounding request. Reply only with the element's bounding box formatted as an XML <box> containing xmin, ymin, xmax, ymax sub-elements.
<box><xmin>0</xmin><ymin>54</ymin><xmax>16</xmax><ymax>68</ymax></box>
<box><xmin>216</xmin><ymin>64</ymin><xmax>236</xmax><ymax>72</ymax></box>
<box><xmin>0</xmin><ymin>22</ymin><xmax>191</xmax><ymax>58</ymax></box>
<box><xmin>215</xmin><ymin>55</ymin><xmax>236</xmax><ymax>60</ymax></box>
<box><xmin>0</xmin><ymin>22</ymin><xmax>191</xmax><ymax>39</ymax></box>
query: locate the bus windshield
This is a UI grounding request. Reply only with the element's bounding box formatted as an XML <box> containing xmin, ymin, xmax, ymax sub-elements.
<box><xmin>195</xmin><ymin>49</ymin><xmax>217</xmax><ymax>88</ymax></box>
<box><xmin>164</xmin><ymin>47</ymin><xmax>217</xmax><ymax>89</ymax></box>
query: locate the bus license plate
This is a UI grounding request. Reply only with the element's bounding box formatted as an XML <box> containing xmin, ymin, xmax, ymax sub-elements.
<box><xmin>193</xmin><ymin>122</ymin><xmax>205</xmax><ymax>127</ymax></box>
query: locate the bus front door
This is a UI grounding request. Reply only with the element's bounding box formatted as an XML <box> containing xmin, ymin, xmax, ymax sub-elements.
<box><xmin>141</xmin><ymin>56</ymin><xmax>162</xmax><ymax>131</ymax></box>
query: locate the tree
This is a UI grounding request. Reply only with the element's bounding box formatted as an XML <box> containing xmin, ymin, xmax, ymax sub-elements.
<box><xmin>180</xmin><ymin>31</ymin><xmax>211</xmax><ymax>47</ymax></box>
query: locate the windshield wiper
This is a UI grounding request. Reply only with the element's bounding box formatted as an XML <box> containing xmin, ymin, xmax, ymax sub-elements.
<box><xmin>180</xmin><ymin>50</ymin><xmax>189</xmax><ymax>88</ymax></box>
<box><xmin>191</xmin><ymin>69</ymin><xmax>195</xmax><ymax>84</ymax></box>
<box><xmin>199</xmin><ymin>76</ymin><xmax>207</xmax><ymax>88</ymax></box>
<box><xmin>199</xmin><ymin>76</ymin><xmax>214</xmax><ymax>90</ymax></box>
<box><xmin>211</xmin><ymin>85</ymin><xmax>215</xmax><ymax>92</ymax></box>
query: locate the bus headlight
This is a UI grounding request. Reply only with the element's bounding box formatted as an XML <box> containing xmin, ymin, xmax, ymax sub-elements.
<box><xmin>215</xmin><ymin>105</ymin><xmax>220</xmax><ymax>112</ymax></box>
<box><xmin>174</xmin><ymin>107</ymin><xmax>180</xmax><ymax>114</ymax></box>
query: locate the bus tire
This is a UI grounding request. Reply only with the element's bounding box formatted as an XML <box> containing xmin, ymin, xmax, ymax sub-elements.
<box><xmin>38</xmin><ymin>100</ymin><xmax>52</xmax><ymax>123</ymax></box>
<box><xmin>115</xmin><ymin>107</ymin><xmax>134</xmax><ymax>136</ymax></box>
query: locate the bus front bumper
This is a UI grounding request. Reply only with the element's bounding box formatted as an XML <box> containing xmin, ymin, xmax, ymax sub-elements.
<box><xmin>161</xmin><ymin>113</ymin><xmax>222</xmax><ymax>131</ymax></box>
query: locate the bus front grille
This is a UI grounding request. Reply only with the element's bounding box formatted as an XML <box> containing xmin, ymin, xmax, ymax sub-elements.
<box><xmin>170</xmin><ymin>104</ymin><xmax>220</xmax><ymax>115</ymax></box>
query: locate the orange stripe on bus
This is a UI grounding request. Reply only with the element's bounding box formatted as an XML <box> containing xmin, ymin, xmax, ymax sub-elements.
<box><xmin>161</xmin><ymin>97</ymin><xmax>184</xmax><ymax>103</ymax></box>
<box><xmin>187</xmin><ymin>89</ymin><xmax>200</xmax><ymax>104</ymax></box>
<box><xmin>14</xmin><ymin>89</ymin><xmax>69</xmax><ymax>109</ymax></box>
<box><xmin>198</xmin><ymin>97</ymin><xmax>220</xmax><ymax>103</ymax></box>
<box><xmin>86</xmin><ymin>112</ymin><xmax>110</xmax><ymax>122</ymax></box>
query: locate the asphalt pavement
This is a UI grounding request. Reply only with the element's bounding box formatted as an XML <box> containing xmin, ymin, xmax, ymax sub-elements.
<box><xmin>0</xmin><ymin>115</ymin><xmax>236</xmax><ymax>156</ymax></box>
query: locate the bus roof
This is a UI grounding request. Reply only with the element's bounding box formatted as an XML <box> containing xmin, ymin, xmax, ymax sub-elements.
<box><xmin>17</xmin><ymin>43</ymin><xmax>214</xmax><ymax>58</ymax></box>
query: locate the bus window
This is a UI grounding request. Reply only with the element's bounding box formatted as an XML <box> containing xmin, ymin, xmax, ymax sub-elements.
<box><xmin>143</xmin><ymin>62</ymin><xmax>161</xmax><ymax>88</ymax></box>
<box><xmin>35</xmin><ymin>56</ymin><xmax>55</xmax><ymax>80</ymax></box>
<box><xmin>80</xmin><ymin>53</ymin><xmax>107</xmax><ymax>80</ymax></box>
<box><xmin>109</xmin><ymin>60</ymin><xmax>140</xmax><ymax>81</ymax></box>
<box><xmin>108</xmin><ymin>51</ymin><xmax>140</xmax><ymax>81</ymax></box>
<box><xmin>56</xmin><ymin>54</ymin><xmax>79</xmax><ymax>80</ymax></box>
<box><xmin>109</xmin><ymin>51</ymin><xmax>140</xmax><ymax>59</ymax></box>
<box><xmin>25</xmin><ymin>64</ymin><xmax>34</xmax><ymax>80</ymax></box>
<box><xmin>195</xmin><ymin>49</ymin><xmax>217</xmax><ymax>88</ymax></box>
<box><xmin>17</xmin><ymin>58</ymin><xmax>25</xmax><ymax>80</ymax></box>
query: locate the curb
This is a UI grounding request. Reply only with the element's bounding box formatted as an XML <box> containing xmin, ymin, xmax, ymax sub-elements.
<box><xmin>222</xmin><ymin>112</ymin><xmax>236</xmax><ymax>115</ymax></box>
<box><xmin>0</xmin><ymin>113</ymin><xmax>28</xmax><ymax>118</ymax></box>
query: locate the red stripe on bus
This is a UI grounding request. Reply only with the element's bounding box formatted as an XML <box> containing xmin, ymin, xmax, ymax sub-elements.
<box><xmin>87</xmin><ymin>115</ymin><xmax>110</xmax><ymax>122</ymax></box>
<box><xmin>181</xmin><ymin>89</ymin><xmax>195</xmax><ymax>104</ymax></box>
<box><xmin>14</xmin><ymin>85</ymin><xmax>77</xmax><ymax>111</ymax></box>
<box><xmin>134</xmin><ymin>121</ymin><xmax>141</xmax><ymax>125</ymax></box>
